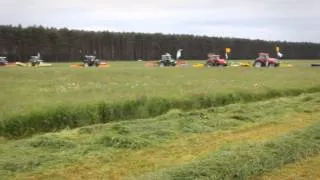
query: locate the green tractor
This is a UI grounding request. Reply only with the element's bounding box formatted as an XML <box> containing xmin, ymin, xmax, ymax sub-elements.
<box><xmin>159</xmin><ymin>53</ymin><xmax>177</xmax><ymax>67</ymax></box>
<box><xmin>25</xmin><ymin>53</ymin><xmax>52</xmax><ymax>67</ymax></box>
<box><xmin>158</xmin><ymin>49</ymin><xmax>183</xmax><ymax>67</ymax></box>
<box><xmin>0</xmin><ymin>57</ymin><xmax>8</xmax><ymax>66</ymax></box>
<box><xmin>82</xmin><ymin>55</ymin><xmax>101</xmax><ymax>67</ymax></box>
<box><xmin>29</xmin><ymin>55</ymin><xmax>42</xmax><ymax>67</ymax></box>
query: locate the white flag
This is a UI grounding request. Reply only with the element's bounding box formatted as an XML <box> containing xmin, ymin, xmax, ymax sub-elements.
<box><xmin>277</xmin><ymin>52</ymin><xmax>283</xmax><ymax>58</ymax></box>
<box><xmin>176</xmin><ymin>49</ymin><xmax>183</xmax><ymax>60</ymax></box>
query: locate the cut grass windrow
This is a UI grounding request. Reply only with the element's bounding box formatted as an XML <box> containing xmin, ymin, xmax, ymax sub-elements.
<box><xmin>2</xmin><ymin>92</ymin><xmax>317</xmax><ymax>180</ymax></box>
<box><xmin>18</xmin><ymin>112</ymin><xmax>319</xmax><ymax>180</ymax></box>
<box><xmin>253</xmin><ymin>154</ymin><xmax>320</xmax><ymax>180</ymax></box>
<box><xmin>1</xmin><ymin>86</ymin><xmax>320</xmax><ymax>138</ymax></box>
<box><xmin>141</xmin><ymin>122</ymin><xmax>320</xmax><ymax>180</ymax></box>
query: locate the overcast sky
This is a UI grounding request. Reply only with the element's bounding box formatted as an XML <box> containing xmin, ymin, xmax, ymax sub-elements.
<box><xmin>0</xmin><ymin>0</ymin><xmax>319</xmax><ymax>42</ymax></box>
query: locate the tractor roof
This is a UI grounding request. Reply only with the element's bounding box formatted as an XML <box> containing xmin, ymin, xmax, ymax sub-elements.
<box><xmin>85</xmin><ymin>55</ymin><xmax>96</xmax><ymax>58</ymax></box>
<box><xmin>163</xmin><ymin>53</ymin><xmax>171</xmax><ymax>56</ymax></box>
<box><xmin>0</xmin><ymin>56</ymin><xmax>7</xmax><ymax>59</ymax></box>
<box><xmin>208</xmin><ymin>53</ymin><xmax>220</xmax><ymax>57</ymax></box>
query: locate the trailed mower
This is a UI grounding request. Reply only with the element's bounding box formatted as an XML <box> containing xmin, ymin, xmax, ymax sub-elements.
<box><xmin>146</xmin><ymin>49</ymin><xmax>186</xmax><ymax>67</ymax></box>
<box><xmin>15</xmin><ymin>53</ymin><xmax>52</xmax><ymax>67</ymax></box>
<box><xmin>253</xmin><ymin>53</ymin><xmax>280</xmax><ymax>67</ymax></box>
<box><xmin>70</xmin><ymin>55</ymin><xmax>109</xmax><ymax>68</ymax></box>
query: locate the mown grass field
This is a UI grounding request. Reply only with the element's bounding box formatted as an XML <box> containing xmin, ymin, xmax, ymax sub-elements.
<box><xmin>0</xmin><ymin>60</ymin><xmax>320</xmax><ymax>179</ymax></box>
<box><xmin>0</xmin><ymin>60</ymin><xmax>318</xmax><ymax>119</ymax></box>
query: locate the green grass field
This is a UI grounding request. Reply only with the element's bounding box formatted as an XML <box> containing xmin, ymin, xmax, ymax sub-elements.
<box><xmin>0</xmin><ymin>60</ymin><xmax>320</xmax><ymax>179</ymax></box>
<box><xmin>0</xmin><ymin>60</ymin><xmax>318</xmax><ymax>119</ymax></box>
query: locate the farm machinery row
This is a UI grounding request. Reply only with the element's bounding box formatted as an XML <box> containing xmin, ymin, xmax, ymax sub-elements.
<box><xmin>1</xmin><ymin>53</ymin><xmax>110</xmax><ymax>68</ymax></box>
<box><xmin>0</xmin><ymin>54</ymin><xmax>52</xmax><ymax>67</ymax></box>
<box><xmin>146</xmin><ymin>48</ymin><xmax>284</xmax><ymax>68</ymax></box>
<box><xmin>193</xmin><ymin>47</ymin><xmax>286</xmax><ymax>68</ymax></box>
<box><xmin>202</xmin><ymin>52</ymin><xmax>281</xmax><ymax>68</ymax></box>
<box><xmin>2</xmin><ymin>46</ymin><xmax>300</xmax><ymax>68</ymax></box>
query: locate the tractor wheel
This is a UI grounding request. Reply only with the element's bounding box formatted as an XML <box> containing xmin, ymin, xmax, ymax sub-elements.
<box><xmin>218</xmin><ymin>64</ymin><xmax>224</xmax><ymax>67</ymax></box>
<box><xmin>268</xmin><ymin>63</ymin><xmax>275</xmax><ymax>68</ymax></box>
<box><xmin>254</xmin><ymin>62</ymin><xmax>262</xmax><ymax>68</ymax></box>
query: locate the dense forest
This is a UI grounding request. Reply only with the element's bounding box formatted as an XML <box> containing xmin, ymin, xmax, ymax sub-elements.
<box><xmin>0</xmin><ymin>25</ymin><xmax>319</xmax><ymax>61</ymax></box>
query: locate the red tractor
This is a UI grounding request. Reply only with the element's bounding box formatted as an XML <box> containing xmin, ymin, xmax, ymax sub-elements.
<box><xmin>206</xmin><ymin>53</ymin><xmax>228</xmax><ymax>67</ymax></box>
<box><xmin>253</xmin><ymin>53</ymin><xmax>280</xmax><ymax>68</ymax></box>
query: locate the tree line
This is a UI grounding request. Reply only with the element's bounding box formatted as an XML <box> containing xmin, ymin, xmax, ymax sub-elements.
<box><xmin>0</xmin><ymin>25</ymin><xmax>319</xmax><ymax>62</ymax></box>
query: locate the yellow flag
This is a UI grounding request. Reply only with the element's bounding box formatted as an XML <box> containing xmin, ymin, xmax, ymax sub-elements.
<box><xmin>276</xmin><ymin>47</ymin><xmax>280</xmax><ymax>53</ymax></box>
<box><xmin>226</xmin><ymin>48</ymin><xmax>231</xmax><ymax>53</ymax></box>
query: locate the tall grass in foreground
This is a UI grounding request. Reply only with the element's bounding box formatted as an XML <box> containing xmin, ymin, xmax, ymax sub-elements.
<box><xmin>1</xmin><ymin>86</ymin><xmax>320</xmax><ymax>138</ymax></box>
<box><xmin>140</xmin><ymin>123</ymin><xmax>320</xmax><ymax>180</ymax></box>
<box><xmin>1</xmin><ymin>93</ymin><xmax>313</xmax><ymax>178</ymax></box>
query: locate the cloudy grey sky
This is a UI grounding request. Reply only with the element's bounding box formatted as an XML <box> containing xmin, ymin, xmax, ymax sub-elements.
<box><xmin>1</xmin><ymin>0</ymin><xmax>319</xmax><ymax>42</ymax></box>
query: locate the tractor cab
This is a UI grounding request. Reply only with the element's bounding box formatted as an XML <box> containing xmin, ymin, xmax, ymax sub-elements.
<box><xmin>206</xmin><ymin>53</ymin><xmax>227</xmax><ymax>67</ymax></box>
<box><xmin>257</xmin><ymin>53</ymin><xmax>269</xmax><ymax>60</ymax></box>
<box><xmin>0</xmin><ymin>57</ymin><xmax>8</xmax><ymax>66</ymax></box>
<box><xmin>209</xmin><ymin>54</ymin><xmax>220</xmax><ymax>61</ymax></box>
<box><xmin>159</xmin><ymin>53</ymin><xmax>176</xmax><ymax>67</ymax></box>
<box><xmin>83</xmin><ymin>55</ymin><xmax>101</xmax><ymax>67</ymax></box>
